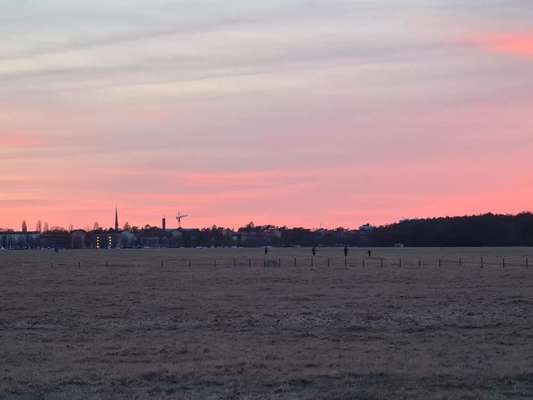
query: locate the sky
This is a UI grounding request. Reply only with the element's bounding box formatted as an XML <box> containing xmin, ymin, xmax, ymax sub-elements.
<box><xmin>1</xmin><ymin>0</ymin><xmax>533</xmax><ymax>230</ymax></box>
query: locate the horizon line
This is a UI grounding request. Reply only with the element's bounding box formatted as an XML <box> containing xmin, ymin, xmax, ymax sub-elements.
<box><xmin>2</xmin><ymin>210</ymin><xmax>532</xmax><ymax>233</ymax></box>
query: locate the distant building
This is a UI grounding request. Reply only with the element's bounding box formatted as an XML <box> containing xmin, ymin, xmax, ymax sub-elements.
<box><xmin>91</xmin><ymin>232</ymin><xmax>121</xmax><ymax>249</ymax></box>
<box><xmin>358</xmin><ymin>224</ymin><xmax>375</xmax><ymax>233</ymax></box>
<box><xmin>357</xmin><ymin>224</ymin><xmax>375</xmax><ymax>245</ymax></box>
<box><xmin>71</xmin><ymin>230</ymin><xmax>88</xmax><ymax>249</ymax></box>
<box><xmin>119</xmin><ymin>231</ymin><xmax>137</xmax><ymax>248</ymax></box>
<box><xmin>41</xmin><ymin>231</ymin><xmax>71</xmax><ymax>249</ymax></box>
<box><xmin>0</xmin><ymin>231</ymin><xmax>40</xmax><ymax>249</ymax></box>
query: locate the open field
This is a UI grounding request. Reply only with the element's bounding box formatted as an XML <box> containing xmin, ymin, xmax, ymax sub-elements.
<box><xmin>2</xmin><ymin>247</ymin><xmax>533</xmax><ymax>399</ymax></box>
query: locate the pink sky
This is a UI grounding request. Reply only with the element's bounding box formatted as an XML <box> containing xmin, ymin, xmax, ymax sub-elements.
<box><xmin>2</xmin><ymin>1</ymin><xmax>533</xmax><ymax>230</ymax></box>
<box><xmin>471</xmin><ymin>33</ymin><xmax>533</xmax><ymax>58</ymax></box>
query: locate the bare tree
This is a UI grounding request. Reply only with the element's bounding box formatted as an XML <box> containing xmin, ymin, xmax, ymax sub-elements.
<box><xmin>93</xmin><ymin>222</ymin><xmax>100</xmax><ymax>231</ymax></box>
<box><xmin>21</xmin><ymin>220</ymin><xmax>28</xmax><ymax>233</ymax></box>
<box><xmin>43</xmin><ymin>222</ymin><xmax>49</xmax><ymax>232</ymax></box>
<box><xmin>36</xmin><ymin>220</ymin><xmax>42</xmax><ymax>233</ymax></box>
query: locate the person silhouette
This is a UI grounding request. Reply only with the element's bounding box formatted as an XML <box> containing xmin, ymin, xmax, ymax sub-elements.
<box><xmin>264</xmin><ymin>246</ymin><xmax>268</xmax><ymax>256</ymax></box>
<box><xmin>368</xmin><ymin>250</ymin><xmax>372</xmax><ymax>257</ymax></box>
<box><xmin>312</xmin><ymin>247</ymin><xmax>316</xmax><ymax>257</ymax></box>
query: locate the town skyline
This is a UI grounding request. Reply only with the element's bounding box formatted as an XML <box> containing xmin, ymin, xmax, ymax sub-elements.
<box><xmin>2</xmin><ymin>208</ymin><xmax>533</xmax><ymax>233</ymax></box>
<box><xmin>3</xmin><ymin>212</ymin><xmax>533</xmax><ymax>250</ymax></box>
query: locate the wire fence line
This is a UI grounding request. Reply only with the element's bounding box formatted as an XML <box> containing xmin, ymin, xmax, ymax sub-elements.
<box><xmin>8</xmin><ymin>255</ymin><xmax>531</xmax><ymax>270</ymax></box>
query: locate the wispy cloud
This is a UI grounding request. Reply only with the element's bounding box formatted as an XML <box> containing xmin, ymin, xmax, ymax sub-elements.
<box><xmin>2</xmin><ymin>134</ymin><xmax>45</xmax><ymax>149</ymax></box>
<box><xmin>468</xmin><ymin>33</ymin><xmax>533</xmax><ymax>59</ymax></box>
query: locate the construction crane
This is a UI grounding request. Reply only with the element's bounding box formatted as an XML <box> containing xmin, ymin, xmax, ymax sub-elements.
<box><xmin>176</xmin><ymin>211</ymin><xmax>188</xmax><ymax>228</ymax></box>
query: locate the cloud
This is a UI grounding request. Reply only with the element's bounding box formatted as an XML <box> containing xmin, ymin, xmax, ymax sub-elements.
<box><xmin>469</xmin><ymin>33</ymin><xmax>533</xmax><ymax>59</ymax></box>
<box><xmin>0</xmin><ymin>199</ymin><xmax>46</xmax><ymax>206</ymax></box>
<box><xmin>1</xmin><ymin>134</ymin><xmax>45</xmax><ymax>149</ymax></box>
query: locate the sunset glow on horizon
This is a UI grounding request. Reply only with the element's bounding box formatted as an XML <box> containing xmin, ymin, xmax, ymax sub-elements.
<box><xmin>2</xmin><ymin>1</ymin><xmax>533</xmax><ymax>230</ymax></box>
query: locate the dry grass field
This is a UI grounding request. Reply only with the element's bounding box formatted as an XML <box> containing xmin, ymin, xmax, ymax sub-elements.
<box><xmin>1</xmin><ymin>247</ymin><xmax>533</xmax><ymax>399</ymax></box>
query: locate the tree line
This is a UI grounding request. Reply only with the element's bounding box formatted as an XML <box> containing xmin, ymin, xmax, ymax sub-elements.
<box><xmin>367</xmin><ymin>212</ymin><xmax>533</xmax><ymax>247</ymax></box>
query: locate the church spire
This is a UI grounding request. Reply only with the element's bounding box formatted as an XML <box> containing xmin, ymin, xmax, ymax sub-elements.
<box><xmin>114</xmin><ymin>206</ymin><xmax>119</xmax><ymax>231</ymax></box>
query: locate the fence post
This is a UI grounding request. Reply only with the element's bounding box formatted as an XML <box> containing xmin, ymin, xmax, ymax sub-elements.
<box><xmin>328</xmin><ymin>258</ymin><xmax>330</xmax><ymax>268</ymax></box>
<box><xmin>294</xmin><ymin>257</ymin><xmax>297</xmax><ymax>267</ymax></box>
<box><xmin>214</xmin><ymin>259</ymin><xmax>217</xmax><ymax>268</ymax></box>
<box><xmin>502</xmin><ymin>258</ymin><xmax>506</xmax><ymax>269</ymax></box>
<box><xmin>480</xmin><ymin>257</ymin><xmax>484</xmax><ymax>268</ymax></box>
<box><xmin>399</xmin><ymin>258</ymin><xmax>402</xmax><ymax>268</ymax></box>
<box><xmin>189</xmin><ymin>259</ymin><xmax>192</xmax><ymax>268</ymax></box>
<box><xmin>279</xmin><ymin>258</ymin><xmax>281</xmax><ymax>268</ymax></box>
<box><xmin>438</xmin><ymin>258</ymin><xmax>442</xmax><ymax>267</ymax></box>
<box><xmin>527</xmin><ymin>257</ymin><xmax>529</xmax><ymax>269</ymax></box>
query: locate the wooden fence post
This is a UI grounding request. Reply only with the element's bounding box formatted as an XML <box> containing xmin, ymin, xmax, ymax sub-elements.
<box><xmin>294</xmin><ymin>257</ymin><xmax>297</xmax><ymax>267</ymax></box>
<box><xmin>502</xmin><ymin>258</ymin><xmax>506</xmax><ymax>269</ymax></box>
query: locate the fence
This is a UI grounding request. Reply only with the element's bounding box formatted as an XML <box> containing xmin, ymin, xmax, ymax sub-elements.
<box><xmin>16</xmin><ymin>255</ymin><xmax>530</xmax><ymax>270</ymax></box>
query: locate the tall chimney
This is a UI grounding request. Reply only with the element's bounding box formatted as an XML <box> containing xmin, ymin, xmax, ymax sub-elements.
<box><xmin>114</xmin><ymin>207</ymin><xmax>119</xmax><ymax>231</ymax></box>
